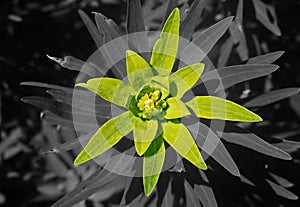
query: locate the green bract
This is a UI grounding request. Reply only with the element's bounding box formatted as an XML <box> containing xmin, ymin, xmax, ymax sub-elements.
<box><xmin>74</xmin><ymin>8</ymin><xmax>262</xmax><ymax>196</ymax></box>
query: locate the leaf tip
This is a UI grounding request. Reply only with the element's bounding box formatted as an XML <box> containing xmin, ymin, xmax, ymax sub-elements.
<box><xmin>226</xmin><ymin>16</ymin><xmax>234</xmax><ymax>24</ymax></box>
<box><xmin>281</xmin><ymin>151</ymin><xmax>292</xmax><ymax>161</ymax></box>
<box><xmin>20</xmin><ymin>97</ymin><xmax>29</xmax><ymax>104</ymax></box>
<box><xmin>135</xmin><ymin>148</ymin><xmax>145</xmax><ymax>156</ymax></box>
<box><xmin>126</xmin><ymin>50</ymin><xmax>136</xmax><ymax>57</ymax></box>
<box><xmin>73</xmin><ymin>157</ymin><xmax>82</xmax><ymax>166</ymax></box>
<box><xmin>144</xmin><ymin>183</ymin><xmax>155</xmax><ymax>197</ymax></box>
<box><xmin>198</xmin><ymin>161</ymin><xmax>208</xmax><ymax>170</ymax></box>
<box><xmin>254</xmin><ymin>114</ymin><xmax>263</xmax><ymax>122</ymax></box>
<box><xmin>46</xmin><ymin>54</ymin><xmax>64</xmax><ymax>65</ymax></box>
<box><xmin>75</xmin><ymin>83</ymin><xmax>86</xmax><ymax>88</ymax></box>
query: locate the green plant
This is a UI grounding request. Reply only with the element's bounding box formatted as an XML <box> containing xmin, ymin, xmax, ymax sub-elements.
<box><xmin>21</xmin><ymin>0</ymin><xmax>300</xmax><ymax>206</ymax></box>
<box><xmin>73</xmin><ymin>8</ymin><xmax>263</xmax><ymax>196</ymax></box>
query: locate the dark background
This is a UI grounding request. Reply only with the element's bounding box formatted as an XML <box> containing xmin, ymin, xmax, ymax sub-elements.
<box><xmin>0</xmin><ymin>0</ymin><xmax>300</xmax><ymax>206</ymax></box>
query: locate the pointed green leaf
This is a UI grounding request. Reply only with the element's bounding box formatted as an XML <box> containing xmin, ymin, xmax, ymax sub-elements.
<box><xmin>150</xmin><ymin>75</ymin><xmax>169</xmax><ymax>99</ymax></box>
<box><xmin>161</xmin><ymin>0</ymin><xmax>178</xmax><ymax>29</ymax></box>
<box><xmin>273</xmin><ymin>140</ymin><xmax>300</xmax><ymax>154</ymax></box>
<box><xmin>188</xmin><ymin>120</ymin><xmax>240</xmax><ymax>176</ymax></box>
<box><xmin>74</xmin><ymin>111</ymin><xmax>133</xmax><ymax>165</ymax></box>
<box><xmin>201</xmin><ymin>64</ymin><xmax>279</xmax><ymax>93</ymax></box>
<box><xmin>252</xmin><ymin>0</ymin><xmax>281</xmax><ymax>36</ymax></box>
<box><xmin>269</xmin><ymin>172</ymin><xmax>294</xmax><ymax>188</ymax></box>
<box><xmin>180</xmin><ymin>0</ymin><xmax>206</xmax><ymax>41</ymax></box>
<box><xmin>94</xmin><ymin>12</ymin><xmax>128</xmax><ymax>78</ymax></box>
<box><xmin>162</xmin><ymin>120</ymin><xmax>207</xmax><ymax>169</ymax></box>
<box><xmin>194</xmin><ymin>171</ymin><xmax>219</xmax><ymax>207</ymax></box>
<box><xmin>47</xmin><ymin>89</ymin><xmax>110</xmax><ymax>116</ymax></box>
<box><xmin>165</xmin><ymin>97</ymin><xmax>190</xmax><ymax>119</ymax></box>
<box><xmin>76</xmin><ymin>78</ymin><xmax>132</xmax><ymax>107</ymax></box>
<box><xmin>47</xmin><ymin>55</ymin><xmax>83</xmax><ymax>72</ymax></box>
<box><xmin>78</xmin><ymin>10</ymin><xmax>104</xmax><ymax>48</ymax></box>
<box><xmin>218</xmin><ymin>128</ymin><xmax>292</xmax><ymax>160</ymax></box>
<box><xmin>21</xmin><ymin>96</ymin><xmax>102</xmax><ymax>122</ymax></box>
<box><xmin>94</xmin><ymin>12</ymin><xmax>121</xmax><ymax>42</ymax></box>
<box><xmin>131</xmin><ymin>116</ymin><xmax>158</xmax><ymax>156</ymax></box>
<box><xmin>247</xmin><ymin>51</ymin><xmax>285</xmax><ymax>64</ymax></box>
<box><xmin>186</xmin><ymin>96</ymin><xmax>262</xmax><ymax>122</ymax></box>
<box><xmin>229</xmin><ymin>0</ymin><xmax>249</xmax><ymax>61</ymax></box>
<box><xmin>179</xmin><ymin>16</ymin><xmax>233</xmax><ymax>67</ymax></box>
<box><xmin>41</xmin><ymin>111</ymin><xmax>77</xmax><ymax>130</ymax></box>
<box><xmin>184</xmin><ymin>180</ymin><xmax>201</xmax><ymax>207</ymax></box>
<box><xmin>46</xmin><ymin>55</ymin><xmax>104</xmax><ymax>77</ymax></box>
<box><xmin>150</xmin><ymin>8</ymin><xmax>180</xmax><ymax>75</ymax></box>
<box><xmin>169</xmin><ymin>63</ymin><xmax>204</xmax><ymax>98</ymax></box>
<box><xmin>126</xmin><ymin>50</ymin><xmax>153</xmax><ymax>92</ymax></box>
<box><xmin>244</xmin><ymin>88</ymin><xmax>300</xmax><ymax>108</ymax></box>
<box><xmin>48</xmin><ymin>131</ymin><xmax>93</xmax><ymax>153</ymax></box>
<box><xmin>20</xmin><ymin>81</ymin><xmax>72</xmax><ymax>91</ymax></box>
<box><xmin>126</xmin><ymin>0</ymin><xmax>149</xmax><ymax>54</ymax></box>
<box><xmin>52</xmin><ymin>168</ymin><xmax>117</xmax><ymax>207</ymax></box>
<box><xmin>217</xmin><ymin>36</ymin><xmax>234</xmax><ymax>67</ymax></box>
<box><xmin>266</xmin><ymin>179</ymin><xmax>298</xmax><ymax>200</ymax></box>
<box><xmin>143</xmin><ymin>136</ymin><xmax>165</xmax><ymax>196</ymax></box>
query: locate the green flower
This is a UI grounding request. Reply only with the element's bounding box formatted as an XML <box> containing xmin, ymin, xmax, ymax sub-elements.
<box><xmin>74</xmin><ymin>8</ymin><xmax>262</xmax><ymax>196</ymax></box>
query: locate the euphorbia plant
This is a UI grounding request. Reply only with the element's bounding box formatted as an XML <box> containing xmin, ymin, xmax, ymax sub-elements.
<box><xmin>74</xmin><ymin>8</ymin><xmax>262</xmax><ymax>196</ymax></box>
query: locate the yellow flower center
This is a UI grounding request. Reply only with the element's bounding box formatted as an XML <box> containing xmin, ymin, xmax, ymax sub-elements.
<box><xmin>138</xmin><ymin>92</ymin><xmax>159</xmax><ymax>111</ymax></box>
<box><xmin>137</xmin><ymin>90</ymin><xmax>166</xmax><ymax>119</ymax></box>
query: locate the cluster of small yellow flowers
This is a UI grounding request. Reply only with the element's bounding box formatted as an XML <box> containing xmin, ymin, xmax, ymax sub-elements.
<box><xmin>137</xmin><ymin>90</ymin><xmax>161</xmax><ymax>111</ymax></box>
<box><xmin>136</xmin><ymin>89</ymin><xmax>167</xmax><ymax>119</ymax></box>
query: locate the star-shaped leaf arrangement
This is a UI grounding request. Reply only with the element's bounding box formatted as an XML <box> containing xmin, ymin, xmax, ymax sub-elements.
<box><xmin>74</xmin><ymin>8</ymin><xmax>262</xmax><ymax>196</ymax></box>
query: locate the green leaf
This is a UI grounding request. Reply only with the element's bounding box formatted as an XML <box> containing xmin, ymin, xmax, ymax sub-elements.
<box><xmin>126</xmin><ymin>50</ymin><xmax>153</xmax><ymax>92</ymax></box>
<box><xmin>21</xmin><ymin>96</ymin><xmax>75</xmax><ymax>121</ymax></box>
<box><xmin>150</xmin><ymin>75</ymin><xmax>169</xmax><ymax>99</ymax></box>
<box><xmin>229</xmin><ymin>0</ymin><xmax>249</xmax><ymax>61</ymax></box>
<box><xmin>184</xmin><ymin>180</ymin><xmax>201</xmax><ymax>207</ymax></box>
<box><xmin>244</xmin><ymin>88</ymin><xmax>300</xmax><ymax>108</ymax></box>
<box><xmin>78</xmin><ymin>10</ymin><xmax>104</xmax><ymax>48</ymax></box>
<box><xmin>269</xmin><ymin>172</ymin><xmax>294</xmax><ymax>188</ymax></box>
<box><xmin>194</xmin><ymin>171</ymin><xmax>218</xmax><ymax>207</ymax></box>
<box><xmin>273</xmin><ymin>140</ymin><xmax>300</xmax><ymax>154</ymax></box>
<box><xmin>94</xmin><ymin>12</ymin><xmax>121</xmax><ymax>42</ymax></box>
<box><xmin>180</xmin><ymin>0</ymin><xmax>206</xmax><ymax>41</ymax></box>
<box><xmin>150</xmin><ymin>8</ymin><xmax>180</xmax><ymax>75</ymax></box>
<box><xmin>143</xmin><ymin>136</ymin><xmax>165</xmax><ymax>196</ymax></box>
<box><xmin>169</xmin><ymin>63</ymin><xmax>204</xmax><ymax>98</ymax></box>
<box><xmin>76</xmin><ymin>78</ymin><xmax>133</xmax><ymax>107</ymax></box>
<box><xmin>131</xmin><ymin>116</ymin><xmax>158</xmax><ymax>156</ymax></box>
<box><xmin>94</xmin><ymin>12</ymin><xmax>128</xmax><ymax>78</ymax></box>
<box><xmin>201</xmin><ymin>64</ymin><xmax>279</xmax><ymax>93</ymax></box>
<box><xmin>20</xmin><ymin>81</ymin><xmax>72</xmax><ymax>91</ymax></box>
<box><xmin>47</xmin><ymin>89</ymin><xmax>110</xmax><ymax>116</ymax></box>
<box><xmin>162</xmin><ymin>120</ymin><xmax>207</xmax><ymax>169</ymax></box>
<box><xmin>247</xmin><ymin>51</ymin><xmax>285</xmax><ymax>64</ymax></box>
<box><xmin>188</xmin><ymin>120</ymin><xmax>240</xmax><ymax>176</ymax></box>
<box><xmin>161</xmin><ymin>0</ymin><xmax>178</xmax><ymax>29</ymax></box>
<box><xmin>74</xmin><ymin>111</ymin><xmax>133</xmax><ymax>165</ymax></box>
<box><xmin>52</xmin><ymin>168</ymin><xmax>117</xmax><ymax>207</ymax></box>
<box><xmin>217</xmin><ymin>36</ymin><xmax>234</xmax><ymax>67</ymax></box>
<box><xmin>46</xmin><ymin>55</ymin><xmax>104</xmax><ymax>77</ymax></box>
<box><xmin>266</xmin><ymin>179</ymin><xmax>298</xmax><ymax>200</ymax></box>
<box><xmin>47</xmin><ymin>132</ymin><xmax>93</xmax><ymax>153</ymax></box>
<box><xmin>179</xmin><ymin>16</ymin><xmax>233</xmax><ymax>67</ymax></box>
<box><xmin>218</xmin><ymin>128</ymin><xmax>292</xmax><ymax>160</ymax></box>
<box><xmin>41</xmin><ymin>111</ymin><xmax>76</xmax><ymax>130</ymax></box>
<box><xmin>126</xmin><ymin>0</ymin><xmax>149</xmax><ymax>54</ymax></box>
<box><xmin>252</xmin><ymin>0</ymin><xmax>281</xmax><ymax>36</ymax></box>
<box><xmin>186</xmin><ymin>96</ymin><xmax>263</xmax><ymax>122</ymax></box>
<box><xmin>165</xmin><ymin>97</ymin><xmax>190</xmax><ymax>119</ymax></box>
